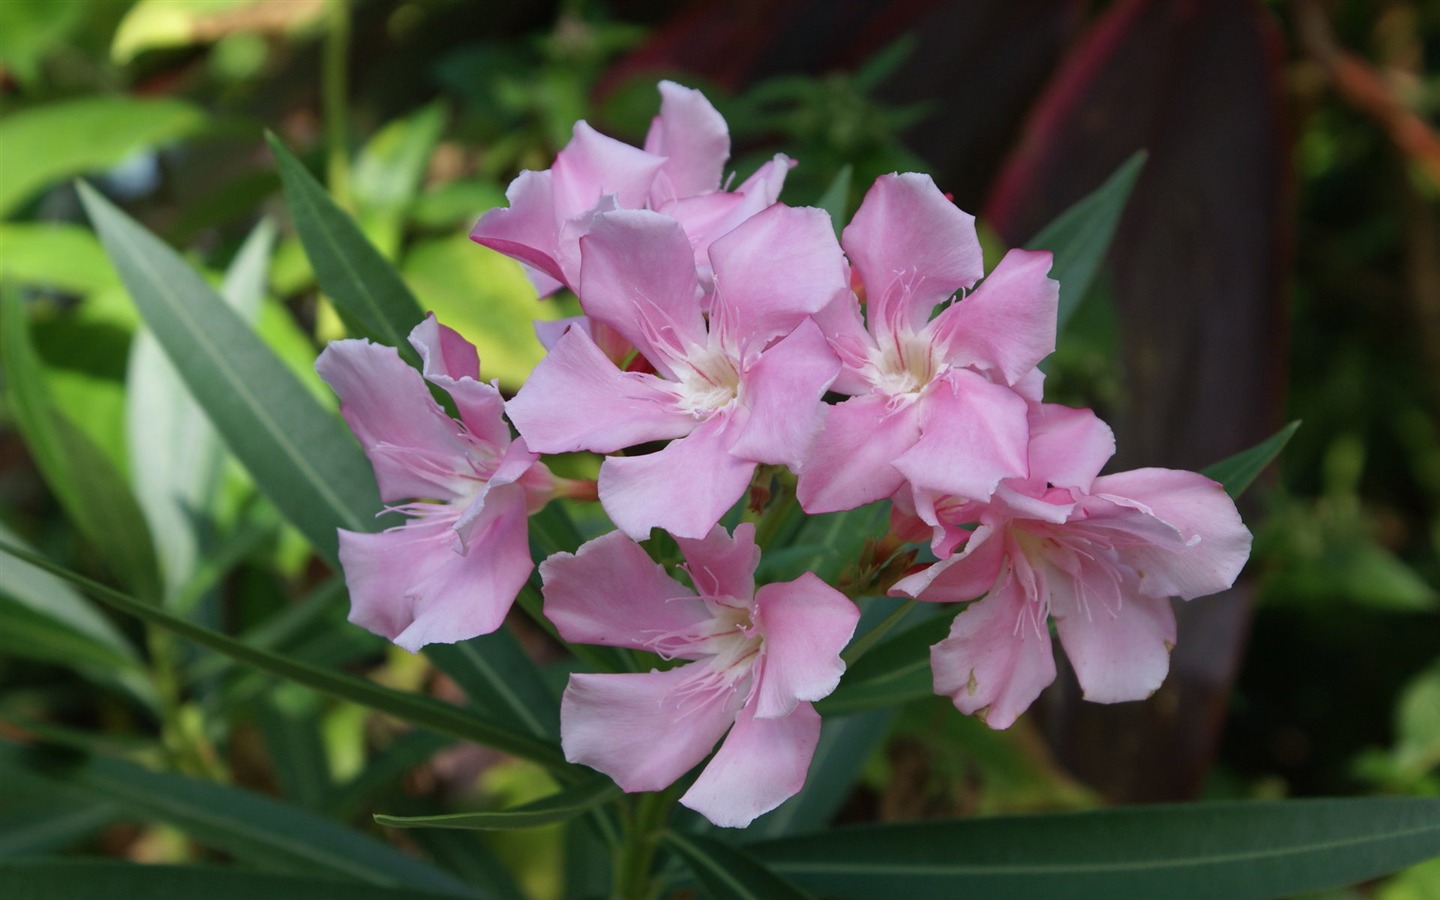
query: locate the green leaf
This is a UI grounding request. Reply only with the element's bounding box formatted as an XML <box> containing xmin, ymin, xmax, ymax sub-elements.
<box><xmin>323</xmin><ymin>730</ymin><xmax>454</xmax><ymax>820</ymax></box>
<box><xmin>0</xmin><ymin>539</ymin><xmax>569</xmax><ymax>771</ymax></box>
<box><xmin>750</xmin><ymin>797</ymin><xmax>1440</xmax><ymax>899</ymax></box>
<box><xmin>0</xmin><ymin>222</ymin><xmax>118</xmax><ymax>295</ymax></box>
<box><xmin>0</xmin><ymin>97</ymin><xmax>205</xmax><ymax>216</ymax></box>
<box><xmin>401</xmin><ymin>235</ymin><xmax>566</xmax><ymax>391</ymax></box>
<box><xmin>0</xmin><ymin>860</ymin><xmax>473</xmax><ymax>900</ymax></box>
<box><xmin>268</xmin><ymin>133</ymin><xmax>426</xmax><ymax>353</ymax></box>
<box><xmin>814</xmin><ymin>165</ymin><xmax>853</xmax><ymax>235</ymax></box>
<box><xmin>0</xmin><ymin>802</ymin><xmax>120</xmax><ymax>857</ymax></box>
<box><xmin>127</xmin><ymin>219</ymin><xmax>275</xmax><ymax>602</ymax></box>
<box><xmin>820</xmin><ymin>611</ymin><xmax>953</xmax><ymax>717</ymax></box>
<box><xmin>79</xmin><ymin>181</ymin><xmax>380</xmax><ymax>564</ymax></box>
<box><xmin>667</xmin><ymin>832</ymin><xmax>812</xmax><ymax>900</ymax></box>
<box><xmin>1026</xmin><ymin>151</ymin><xmax>1145</xmax><ymax>332</ymax></box>
<box><xmin>426</xmin><ymin>629</ymin><xmax>560</xmax><ymax>741</ymax></box>
<box><xmin>1</xmin><ymin>291</ymin><xmax>161</xmax><ymax>599</ymax></box>
<box><xmin>353</xmin><ymin>103</ymin><xmax>448</xmax><ymax>253</ymax></box>
<box><xmin>253</xmin><ymin>684</ymin><xmax>332</xmax><ymax>807</ymax></box>
<box><xmin>1202</xmin><ymin>421</ymin><xmax>1301</xmax><ymax>499</ymax></box>
<box><xmin>376</xmin><ymin>778</ymin><xmax>618</xmax><ymax>831</ymax></box>
<box><xmin>0</xmin><ymin>742</ymin><xmax>478</xmax><ymax>896</ymax></box>
<box><xmin>0</xmin><ymin>520</ymin><xmax>139</xmax><ymax>670</ymax></box>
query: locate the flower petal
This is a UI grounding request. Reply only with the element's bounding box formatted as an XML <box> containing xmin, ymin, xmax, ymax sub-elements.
<box><xmin>680</xmin><ymin>701</ymin><xmax>820</xmax><ymax>828</ymax></box>
<box><xmin>1051</xmin><ymin>561</ymin><xmax>1177</xmax><ymax>704</ymax></box>
<box><xmin>577</xmin><ymin>209</ymin><xmax>707</xmax><ymax>375</ymax></box>
<box><xmin>542</xmin><ymin>530</ymin><xmax>710</xmax><ymax>651</ymax></box>
<box><xmin>551</xmin><ymin>121</ymin><xmax>665</xmax><ymax>217</ymax></box>
<box><xmin>797</xmin><ymin>392</ymin><xmax>923</xmax><ymax>514</ymax></box>
<box><xmin>929</xmin><ymin>248</ymin><xmax>1058</xmax><ymax>386</ymax></box>
<box><xmin>505</xmin><ymin>326</ymin><xmax>694</xmax><ymax>454</ymax></box>
<box><xmin>891</xmin><ymin>523</ymin><xmax>1006</xmax><ymax>601</ymax></box>
<box><xmin>315</xmin><ymin>338</ymin><xmax>472</xmax><ymax>502</ymax></box>
<box><xmin>728</xmin><ymin>318</ymin><xmax>839</xmax><ymax>468</ymax></box>
<box><xmin>644</xmin><ymin>81</ymin><xmax>728</xmax><ymax>204</ymax></box>
<box><xmin>340</xmin><ymin>489</ymin><xmax>531</xmax><ymax>651</ymax></box>
<box><xmin>469</xmin><ymin>169</ymin><xmax>566</xmax><ymax>289</ymax></box>
<box><xmin>1026</xmin><ymin>403</ymin><xmax>1115</xmax><ymax>492</ymax></box>
<box><xmin>931</xmin><ymin>567</ymin><xmax>1056</xmax><ymax>729</ymax></box>
<box><xmin>409</xmin><ymin>314</ymin><xmax>509</xmax><ymax>448</ymax></box>
<box><xmin>1088</xmin><ymin>468</ymin><xmax>1251</xmax><ymax>600</ymax></box>
<box><xmin>842</xmin><ymin>173</ymin><xmax>984</xmax><ymax>336</ymax></box>
<box><xmin>894</xmin><ymin>369</ymin><xmax>1030</xmax><ymax>501</ymax></box>
<box><xmin>708</xmin><ymin>203</ymin><xmax>848</xmax><ymax>351</ymax></box>
<box><xmin>562</xmin><ymin>667</ymin><xmax>741</xmax><ymax>793</ymax></box>
<box><xmin>751</xmin><ymin>573</ymin><xmax>858</xmax><ymax>718</ymax></box>
<box><xmin>674</xmin><ymin>523</ymin><xmax>759</xmax><ymax>606</ymax></box>
<box><xmin>598</xmin><ymin>413</ymin><xmax>756</xmax><ymax>540</ymax></box>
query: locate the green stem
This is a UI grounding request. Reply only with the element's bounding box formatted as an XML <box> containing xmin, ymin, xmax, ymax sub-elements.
<box><xmin>322</xmin><ymin>0</ymin><xmax>352</xmax><ymax>210</ymax></box>
<box><xmin>842</xmin><ymin>598</ymin><xmax>917</xmax><ymax>667</ymax></box>
<box><xmin>613</xmin><ymin>790</ymin><xmax>674</xmax><ymax>899</ymax></box>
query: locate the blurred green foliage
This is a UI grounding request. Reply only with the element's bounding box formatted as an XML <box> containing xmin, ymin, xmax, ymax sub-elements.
<box><xmin>0</xmin><ymin>0</ymin><xmax>1438</xmax><ymax>897</ymax></box>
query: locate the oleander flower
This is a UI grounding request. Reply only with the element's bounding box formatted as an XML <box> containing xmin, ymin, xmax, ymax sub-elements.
<box><xmin>470</xmin><ymin>80</ymin><xmax>789</xmax><ymax>298</ymax></box>
<box><xmin>315</xmin><ymin>315</ymin><xmax>552</xmax><ymax>652</ymax></box>
<box><xmin>891</xmin><ymin>404</ymin><xmax>1252</xmax><ymax>728</ymax></box>
<box><xmin>542</xmin><ymin>524</ymin><xmax>859</xmax><ymax>827</ymax></box>
<box><xmin>506</xmin><ymin>202</ymin><xmax>847</xmax><ymax>540</ymax></box>
<box><xmin>798</xmin><ymin>172</ymin><xmax>1059</xmax><ymax>513</ymax></box>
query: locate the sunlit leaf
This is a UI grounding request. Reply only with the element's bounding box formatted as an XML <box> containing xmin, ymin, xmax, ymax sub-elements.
<box><xmin>401</xmin><ymin>235</ymin><xmax>565</xmax><ymax>391</ymax></box>
<box><xmin>127</xmin><ymin>219</ymin><xmax>274</xmax><ymax>602</ymax></box>
<box><xmin>0</xmin><ymin>97</ymin><xmax>204</xmax><ymax>216</ymax></box>
<box><xmin>1</xmin><ymin>291</ymin><xmax>160</xmax><ymax>599</ymax></box>
<box><xmin>0</xmin><ymin>540</ymin><xmax>568</xmax><ymax>771</ymax></box>
<box><xmin>80</xmin><ymin>182</ymin><xmax>378</xmax><ymax>564</ymax></box>
<box><xmin>268</xmin><ymin>134</ymin><xmax>425</xmax><ymax>354</ymax></box>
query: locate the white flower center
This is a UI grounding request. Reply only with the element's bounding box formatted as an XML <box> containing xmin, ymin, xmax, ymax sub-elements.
<box><xmin>676</xmin><ymin>349</ymin><xmax>741</xmax><ymax>416</ymax></box>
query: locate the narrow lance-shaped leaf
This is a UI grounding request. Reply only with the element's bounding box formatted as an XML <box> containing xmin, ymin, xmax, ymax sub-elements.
<box><xmin>127</xmin><ymin>219</ymin><xmax>276</xmax><ymax>603</ymax></box>
<box><xmin>814</xmin><ymin>165</ymin><xmax>853</xmax><ymax>237</ymax></box>
<box><xmin>1025</xmin><ymin>151</ymin><xmax>1146</xmax><ymax>332</ymax></box>
<box><xmin>750</xmin><ymin>797</ymin><xmax>1440</xmax><ymax>900</ymax></box>
<box><xmin>0</xmin><ymin>290</ymin><xmax>161</xmax><ymax>600</ymax></box>
<box><xmin>375</xmin><ymin>777</ymin><xmax>619</xmax><ymax>832</ymax></box>
<box><xmin>268</xmin><ymin>133</ymin><xmax>426</xmax><ymax>353</ymax></box>
<box><xmin>426</xmin><ymin>631</ymin><xmax>561</xmax><ymax>741</ymax></box>
<box><xmin>1202</xmin><ymin>420</ymin><xmax>1300</xmax><ymax>499</ymax></box>
<box><xmin>79</xmin><ymin>182</ymin><xmax>379</xmax><ymax>564</ymax></box>
<box><xmin>0</xmin><ymin>860</ymin><xmax>472</xmax><ymax>900</ymax></box>
<box><xmin>0</xmin><ymin>741</ymin><xmax>478</xmax><ymax>897</ymax></box>
<box><xmin>0</xmin><ymin>539</ymin><xmax>569</xmax><ymax>772</ymax></box>
<box><xmin>666</xmin><ymin>831</ymin><xmax>812</xmax><ymax>900</ymax></box>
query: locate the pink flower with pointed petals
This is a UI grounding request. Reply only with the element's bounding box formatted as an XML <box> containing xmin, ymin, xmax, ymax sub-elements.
<box><xmin>506</xmin><ymin>202</ymin><xmax>847</xmax><ymax>540</ymax></box>
<box><xmin>470</xmin><ymin>80</ymin><xmax>789</xmax><ymax>297</ymax></box>
<box><xmin>542</xmin><ymin>524</ymin><xmax>859</xmax><ymax>828</ymax></box>
<box><xmin>891</xmin><ymin>404</ymin><xmax>1252</xmax><ymax>729</ymax></box>
<box><xmin>315</xmin><ymin>315</ymin><xmax>553</xmax><ymax>652</ymax></box>
<box><xmin>797</xmin><ymin>172</ymin><xmax>1060</xmax><ymax>514</ymax></box>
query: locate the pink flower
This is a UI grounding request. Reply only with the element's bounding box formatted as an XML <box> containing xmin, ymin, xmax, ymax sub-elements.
<box><xmin>891</xmin><ymin>404</ymin><xmax>1252</xmax><ymax>728</ymax></box>
<box><xmin>797</xmin><ymin>172</ymin><xmax>1060</xmax><ymax>513</ymax></box>
<box><xmin>506</xmin><ymin>202</ymin><xmax>847</xmax><ymax>540</ymax></box>
<box><xmin>315</xmin><ymin>315</ymin><xmax>552</xmax><ymax>652</ymax></box>
<box><xmin>470</xmin><ymin>81</ymin><xmax>788</xmax><ymax>297</ymax></box>
<box><xmin>542</xmin><ymin>524</ymin><xmax>859</xmax><ymax>828</ymax></box>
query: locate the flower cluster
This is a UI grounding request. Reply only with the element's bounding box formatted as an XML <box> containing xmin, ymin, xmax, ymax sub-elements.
<box><xmin>319</xmin><ymin>82</ymin><xmax>1251</xmax><ymax>827</ymax></box>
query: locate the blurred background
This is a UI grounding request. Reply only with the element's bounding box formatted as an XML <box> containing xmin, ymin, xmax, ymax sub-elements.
<box><xmin>1</xmin><ymin>0</ymin><xmax>1437</xmax><ymax>895</ymax></box>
